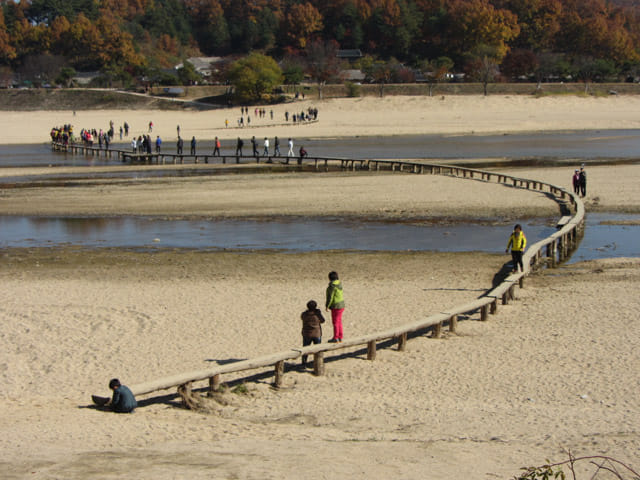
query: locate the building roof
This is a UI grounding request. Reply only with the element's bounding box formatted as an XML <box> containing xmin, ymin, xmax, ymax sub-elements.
<box><xmin>337</xmin><ymin>49</ymin><xmax>363</xmax><ymax>59</ymax></box>
<box><xmin>175</xmin><ymin>57</ymin><xmax>224</xmax><ymax>76</ymax></box>
<box><xmin>342</xmin><ymin>69</ymin><xmax>366</xmax><ymax>81</ymax></box>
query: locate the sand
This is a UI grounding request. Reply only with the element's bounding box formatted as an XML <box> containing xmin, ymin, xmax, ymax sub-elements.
<box><xmin>0</xmin><ymin>95</ymin><xmax>638</xmax><ymax>479</ymax></box>
<box><xmin>3</xmin><ymin>94</ymin><xmax>640</xmax><ymax>144</ymax></box>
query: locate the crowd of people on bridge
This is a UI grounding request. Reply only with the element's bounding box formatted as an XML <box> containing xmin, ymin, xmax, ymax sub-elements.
<box><xmin>50</xmin><ymin>114</ymin><xmax>318</xmax><ymax>165</ymax></box>
<box><xmin>50</xmin><ymin>125</ymin><xmax>73</xmax><ymax>145</ymax></box>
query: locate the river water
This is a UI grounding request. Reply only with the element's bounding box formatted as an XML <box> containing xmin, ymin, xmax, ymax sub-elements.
<box><xmin>3</xmin><ymin>129</ymin><xmax>640</xmax><ymax>168</ymax></box>
<box><xmin>0</xmin><ymin>131</ymin><xmax>638</xmax><ymax>261</ymax></box>
<box><xmin>0</xmin><ymin>214</ymin><xmax>637</xmax><ymax>263</ymax></box>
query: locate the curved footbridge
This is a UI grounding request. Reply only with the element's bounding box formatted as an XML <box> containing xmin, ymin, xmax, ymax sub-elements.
<box><xmin>62</xmin><ymin>143</ymin><xmax>584</xmax><ymax>407</ymax></box>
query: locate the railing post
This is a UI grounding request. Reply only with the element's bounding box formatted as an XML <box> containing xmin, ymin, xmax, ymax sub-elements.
<box><xmin>274</xmin><ymin>360</ymin><xmax>285</xmax><ymax>387</ymax></box>
<box><xmin>208</xmin><ymin>374</ymin><xmax>220</xmax><ymax>396</ymax></box>
<box><xmin>397</xmin><ymin>333</ymin><xmax>407</xmax><ymax>351</ymax></box>
<box><xmin>481</xmin><ymin>304</ymin><xmax>489</xmax><ymax>321</ymax></box>
<box><xmin>502</xmin><ymin>291</ymin><xmax>509</xmax><ymax>305</ymax></box>
<box><xmin>178</xmin><ymin>381</ymin><xmax>194</xmax><ymax>408</ymax></box>
<box><xmin>313</xmin><ymin>352</ymin><xmax>325</xmax><ymax>376</ymax></box>
<box><xmin>367</xmin><ymin>340</ymin><xmax>377</xmax><ymax>360</ymax></box>
<box><xmin>433</xmin><ymin>322</ymin><xmax>442</xmax><ymax>338</ymax></box>
<box><xmin>449</xmin><ymin>315</ymin><xmax>458</xmax><ymax>333</ymax></box>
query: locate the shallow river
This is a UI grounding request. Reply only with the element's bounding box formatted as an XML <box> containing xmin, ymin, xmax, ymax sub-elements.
<box><xmin>3</xmin><ymin>129</ymin><xmax>640</xmax><ymax>168</ymax></box>
<box><xmin>0</xmin><ymin>131</ymin><xmax>638</xmax><ymax>262</ymax></box>
<box><xmin>0</xmin><ymin>214</ymin><xmax>637</xmax><ymax>263</ymax></box>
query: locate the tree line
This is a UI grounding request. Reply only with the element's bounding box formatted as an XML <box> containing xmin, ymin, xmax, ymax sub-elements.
<box><xmin>1</xmin><ymin>0</ymin><xmax>640</xmax><ymax>89</ymax></box>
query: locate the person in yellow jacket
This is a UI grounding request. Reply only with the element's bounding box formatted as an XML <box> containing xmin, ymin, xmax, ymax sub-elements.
<box><xmin>506</xmin><ymin>224</ymin><xmax>527</xmax><ymax>273</ymax></box>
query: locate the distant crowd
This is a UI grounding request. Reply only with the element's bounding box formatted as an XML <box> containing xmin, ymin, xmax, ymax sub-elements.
<box><xmin>235</xmin><ymin>106</ymin><xmax>319</xmax><ymax>128</ymax></box>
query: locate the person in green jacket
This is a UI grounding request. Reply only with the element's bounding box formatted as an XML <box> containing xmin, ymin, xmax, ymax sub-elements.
<box><xmin>325</xmin><ymin>271</ymin><xmax>345</xmax><ymax>342</ymax></box>
<box><xmin>506</xmin><ymin>224</ymin><xmax>527</xmax><ymax>273</ymax></box>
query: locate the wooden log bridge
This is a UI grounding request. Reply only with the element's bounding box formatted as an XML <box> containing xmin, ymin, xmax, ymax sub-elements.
<box><xmin>86</xmin><ymin>152</ymin><xmax>585</xmax><ymax>408</ymax></box>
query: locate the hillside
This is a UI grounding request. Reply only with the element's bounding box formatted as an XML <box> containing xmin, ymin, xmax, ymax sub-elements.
<box><xmin>0</xmin><ymin>89</ymin><xmax>200</xmax><ymax>111</ymax></box>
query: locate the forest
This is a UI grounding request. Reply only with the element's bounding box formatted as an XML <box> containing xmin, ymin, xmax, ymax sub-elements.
<box><xmin>1</xmin><ymin>0</ymin><xmax>640</xmax><ymax>88</ymax></box>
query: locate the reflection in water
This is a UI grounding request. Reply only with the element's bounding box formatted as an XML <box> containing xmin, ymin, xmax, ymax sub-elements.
<box><xmin>0</xmin><ymin>214</ymin><xmax>638</xmax><ymax>262</ymax></box>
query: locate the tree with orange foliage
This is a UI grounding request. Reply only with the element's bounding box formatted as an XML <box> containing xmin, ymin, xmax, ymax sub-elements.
<box><xmin>285</xmin><ymin>2</ymin><xmax>323</xmax><ymax>49</ymax></box>
<box><xmin>446</xmin><ymin>0</ymin><xmax>520</xmax><ymax>62</ymax></box>
<box><xmin>0</xmin><ymin>9</ymin><xmax>16</xmax><ymax>62</ymax></box>
<box><xmin>305</xmin><ymin>39</ymin><xmax>340</xmax><ymax>98</ymax></box>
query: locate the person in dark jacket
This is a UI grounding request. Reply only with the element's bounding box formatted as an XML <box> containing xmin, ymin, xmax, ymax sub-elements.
<box><xmin>108</xmin><ymin>378</ymin><xmax>137</xmax><ymax>413</ymax></box>
<box><xmin>298</xmin><ymin>146</ymin><xmax>307</xmax><ymax>165</ymax></box>
<box><xmin>300</xmin><ymin>300</ymin><xmax>325</xmax><ymax>368</ymax></box>
<box><xmin>579</xmin><ymin>165</ymin><xmax>587</xmax><ymax>197</ymax></box>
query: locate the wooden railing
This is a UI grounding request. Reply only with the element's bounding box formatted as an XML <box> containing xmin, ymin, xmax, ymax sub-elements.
<box><xmin>61</xmin><ymin>143</ymin><xmax>585</xmax><ymax>407</ymax></box>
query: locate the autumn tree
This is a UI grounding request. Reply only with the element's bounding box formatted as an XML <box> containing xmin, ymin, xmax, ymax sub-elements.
<box><xmin>493</xmin><ymin>0</ymin><xmax>562</xmax><ymax>51</ymax></box>
<box><xmin>304</xmin><ymin>39</ymin><xmax>340</xmax><ymax>99</ymax></box>
<box><xmin>465</xmin><ymin>44</ymin><xmax>501</xmax><ymax>95</ymax></box>
<box><xmin>228</xmin><ymin>52</ymin><xmax>283</xmax><ymax>102</ymax></box>
<box><xmin>500</xmin><ymin>48</ymin><xmax>538</xmax><ymax>80</ymax></box>
<box><xmin>281</xmin><ymin>55</ymin><xmax>304</xmax><ymax>88</ymax></box>
<box><xmin>533</xmin><ymin>52</ymin><xmax>571</xmax><ymax>86</ymax></box>
<box><xmin>573</xmin><ymin>56</ymin><xmax>618</xmax><ymax>93</ymax></box>
<box><xmin>176</xmin><ymin>60</ymin><xmax>201</xmax><ymax>85</ymax></box>
<box><xmin>0</xmin><ymin>9</ymin><xmax>16</xmax><ymax>63</ymax></box>
<box><xmin>446</xmin><ymin>0</ymin><xmax>520</xmax><ymax>63</ymax></box>
<box><xmin>322</xmin><ymin>0</ymin><xmax>364</xmax><ymax>50</ymax></box>
<box><xmin>184</xmin><ymin>0</ymin><xmax>230</xmax><ymax>54</ymax></box>
<box><xmin>420</xmin><ymin>56</ymin><xmax>454</xmax><ymax>96</ymax></box>
<box><xmin>285</xmin><ymin>2</ymin><xmax>323</xmax><ymax>49</ymax></box>
<box><xmin>364</xmin><ymin>0</ymin><xmax>422</xmax><ymax>59</ymax></box>
<box><xmin>26</xmin><ymin>0</ymin><xmax>98</xmax><ymax>24</ymax></box>
<box><xmin>362</xmin><ymin>58</ymin><xmax>403</xmax><ymax>97</ymax></box>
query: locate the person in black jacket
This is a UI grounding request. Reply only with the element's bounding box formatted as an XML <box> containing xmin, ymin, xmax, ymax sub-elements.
<box><xmin>579</xmin><ymin>166</ymin><xmax>587</xmax><ymax>197</ymax></box>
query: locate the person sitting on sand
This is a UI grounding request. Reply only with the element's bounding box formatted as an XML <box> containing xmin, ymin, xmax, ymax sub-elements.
<box><xmin>506</xmin><ymin>224</ymin><xmax>527</xmax><ymax>273</ymax></box>
<box><xmin>300</xmin><ymin>300</ymin><xmax>325</xmax><ymax>368</ymax></box>
<box><xmin>108</xmin><ymin>378</ymin><xmax>137</xmax><ymax>413</ymax></box>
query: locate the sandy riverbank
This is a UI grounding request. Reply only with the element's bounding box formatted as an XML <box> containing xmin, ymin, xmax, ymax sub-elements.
<box><xmin>3</xmin><ymin>94</ymin><xmax>640</xmax><ymax>144</ymax></box>
<box><xmin>0</xmin><ymin>95</ymin><xmax>638</xmax><ymax>479</ymax></box>
<box><xmin>0</xmin><ymin>247</ymin><xmax>637</xmax><ymax>479</ymax></box>
<box><xmin>0</xmin><ymin>163</ymin><xmax>639</xmax><ymax>218</ymax></box>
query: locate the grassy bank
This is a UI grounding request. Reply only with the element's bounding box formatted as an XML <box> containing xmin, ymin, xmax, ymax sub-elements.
<box><xmin>1</xmin><ymin>82</ymin><xmax>639</xmax><ymax>111</ymax></box>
